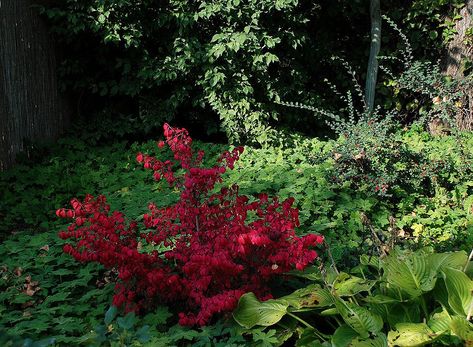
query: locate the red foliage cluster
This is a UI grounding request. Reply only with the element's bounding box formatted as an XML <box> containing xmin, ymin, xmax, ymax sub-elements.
<box><xmin>57</xmin><ymin>124</ymin><xmax>323</xmax><ymax>326</ymax></box>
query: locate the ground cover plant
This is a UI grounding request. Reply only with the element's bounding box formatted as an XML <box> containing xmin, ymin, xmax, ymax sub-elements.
<box><xmin>1</xmin><ymin>122</ymin><xmax>473</xmax><ymax>345</ymax></box>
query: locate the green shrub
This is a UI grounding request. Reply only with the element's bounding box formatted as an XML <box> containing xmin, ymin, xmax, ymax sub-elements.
<box><xmin>38</xmin><ymin>1</ymin><xmax>467</xmax><ymax>142</ymax></box>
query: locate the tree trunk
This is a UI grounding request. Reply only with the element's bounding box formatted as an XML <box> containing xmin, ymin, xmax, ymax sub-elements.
<box><xmin>0</xmin><ymin>0</ymin><xmax>70</xmax><ymax>171</ymax></box>
<box><xmin>365</xmin><ymin>0</ymin><xmax>381</xmax><ymax>113</ymax></box>
<box><xmin>443</xmin><ymin>0</ymin><xmax>473</xmax><ymax>130</ymax></box>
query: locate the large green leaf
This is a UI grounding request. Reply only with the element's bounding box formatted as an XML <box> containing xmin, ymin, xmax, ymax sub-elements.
<box><xmin>382</xmin><ymin>250</ymin><xmax>437</xmax><ymax>298</ymax></box>
<box><xmin>442</xmin><ymin>267</ymin><xmax>473</xmax><ymax>317</ymax></box>
<box><xmin>450</xmin><ymin>316</ymin><xmax>473</xmax><ymax>343</ymax></box>
<box><xmin>332</xmin><ymin>325</ymin><xmax>358</xmax><ymax>347</ymax></box>
<box><xmin>332</xmin><ymin>325</ymin><xmax>387</xmax><ymax>347</ymax></box>
<box><xmin>334</xmin><ymin>298</ymin><xmax>383</xmax><ymax>339</ymax></box>
<box><xmin>359</xmin><ymin>255</ymin><xmax>381</xmax><ymax>271</ymax></box>
<box><xmin>295</xmin><ymin>327</ymin><xmax>329</xmax><ymax>347</ymax></box>
<box><xmin>427</xmin><ymin>309</ymin><xmax>452</xmax><ymax>333</ymax></box>
<box><xmin>388</xmin><ymin>323</ymin><xmax>444</xmax><ymax>346</ymax></box>
<box><xmin>233</xmin><ymin>292</ymin><xmax>288</xmax><ymax>329</ymax></box>
<box><xmin>387</xmin><ymin>303</ymin><xmax>421</xmax><ymax>328</ymax></box>
<box><xmin>334</xmin><ymin>272</ymin><xmax>377</xmax><ymax>297</ymax></box>
<box><xmin>350</xmin><ymin>333</ymin><xmax>388</xmax><ymax>347</ymax></box>
<box><xmin>281</xmin><ymin>284</ymin><xmax>333</xmax><ymax>310</ymax></box>
<box><xmin>430</xmin><ymin>251</ymin><xmax>467</xmax><ymax>272</ymax></box>
<box><xmin>363</xmin><ymin>295</ymin><xmax>400</xmax><ymax>305</ymax></box>
<box><xmin>432</xmin><ymin>277</ymin><xmax>450</xmax><ymax>309</ymax></box>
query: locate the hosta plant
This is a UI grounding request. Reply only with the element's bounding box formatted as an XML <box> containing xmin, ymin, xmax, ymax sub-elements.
<box><xmin>234</xmin><ymin>247</ymin><xmax>473</xmax><ymax>346</ymax></box>
<box><xmin>56</xmin><ymin>124</ymin><xmax>323</xmax><ymax>326</ymax></box>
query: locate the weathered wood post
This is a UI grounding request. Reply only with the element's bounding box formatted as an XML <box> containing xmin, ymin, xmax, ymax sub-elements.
<box><xmin>443</xmin><ymin>0</ymin><xmax>473</xmax><ymax>130</ymax></box>
<box><xmin>0</xmin><ymin>0</ymin><xmax>70</xmax><ymax>171</ymax></box>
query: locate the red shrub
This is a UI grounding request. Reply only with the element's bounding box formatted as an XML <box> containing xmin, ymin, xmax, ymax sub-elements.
<box><xmin>57</xmin><ymin>124</ymin><xmax>323</xmax><ymax>326</ymax></box>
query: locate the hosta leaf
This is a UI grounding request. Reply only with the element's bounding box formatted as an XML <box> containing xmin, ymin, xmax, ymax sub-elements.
<box><xmin>427</xmin><ymin>309</ymin><xmax>452</xmax><ymax>333</ymax></box>
<box><xmin>332</xmin><ymin>325</ymin><xmax>388</xmax><ymax>347</ymax></box>
<box><xmin>334</xmin><ymin>298</ymin><xmax>383</xmax><ymax>338</ymax></box>
<box><xmin>281</xmin><ymin>284</ymin><xmax>333</xmax><ymax>309</ymax></box>
<box><xmin>295</xmin><ymin>327</ymin><xmax>327</xmax><ymax>347</ymax></box>
<box><xmin>433</xmin><ymin>277</ymin><xmax>449</xmax><ymax>309</ymax></box>
<box><xmin>320</xmin><ymin>308</ymin><xmax>339</xmax><ymax>316</ymax></box>
<box><xmin>385</xmin><ymin>303</ymin><xmax>421</xmax><ymax>328</ymax></box>
<box><xmin>332</xmin><ymin>325</ymin><xmax>358</xmax><ymax>347</ymax></box>
<box><xmin>233</xmin><ymin>292</ymin><xmax>288</xmax><ymax>329</ymax></box>
<box><xmin>388</xmin><ymin>323</ymin><xmax>444</xmax><ymax>346</ymax></box>
<box><xmin>450</xmin><ymin>316</ymin><xmax>473</xmax><ymax>343</ymax></box>
<box><xmin>382</xmin><ymin>250</ymin><xmax>437</xmax><ymax>298</ymax></box>
<box><xmin>350</xmin><ymin>333</ymin><xmax>388</xmax><ymax>347</ymax></box>
<box><xmin>334</xmin><ymin>273</ymin><xmax>377</xmax><ymax>297</ymax></box>
<box><xmin>442</xmin><ymin>267</ymin><xmax>473</xmax><ymax>317</ymax></box>
<box><xmin>363</xmin><ymin>295</ymin><xmax>400</xmax><ymax>305</ymax></box>
<box><xmin>359</xmin><ymin>255</ymin><xmax>381</xmax><ymax>271</ymax></box>
<box><xmin>430</xmin><ymin>251</ymin><xmax>467</xmax><ymax>272</ymax></box>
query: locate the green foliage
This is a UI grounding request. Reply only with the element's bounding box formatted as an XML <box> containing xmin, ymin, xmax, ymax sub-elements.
<box><xmin>39</xmin><ymin>0</ymin><xmax>318</xmax><ymax>143</ymax></box>
<box><xmin>0</xmin><ymin>136</ymin><xmax>225</xmax><ymax>238</ymax></box>
<box><xmin>383</xmin><ymin>59</ymin><xmax>473</xmax><ymax>129</ymax></box>
<box><xmin>234</xmin><ymin>247</ymin><xmax>473</xmax><ymax>346</ymax></box>
<box><xmin>38</xmin><ymin>0</ymin><xmax>469</xmax><ymax>142</ymax></box>
<box><xmin>1</xmin><ymin>125</ymin><xmax>473</xmax><ymax>343</ymax></box>
<box><xmin>404</xmin><ymin>0</ymin><xmax>467</xmax><ymax>49</ymax></box>
<box><xmin>0</xmin><ymin>230</ymin><xmax>114</xmax><ymax>343</ymax></box>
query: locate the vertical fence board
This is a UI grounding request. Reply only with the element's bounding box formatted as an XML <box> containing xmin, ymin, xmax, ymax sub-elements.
<box><xmin>0</xmin><ymin>0</ymin><xmax>70</xmax><ymax>171</ymax></box>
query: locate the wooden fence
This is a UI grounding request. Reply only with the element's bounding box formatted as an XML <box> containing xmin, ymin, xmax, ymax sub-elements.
<box><xmin>0</xmin><ymin>0</ymin><xmax>70</xmax><ymax>171</ymax></box>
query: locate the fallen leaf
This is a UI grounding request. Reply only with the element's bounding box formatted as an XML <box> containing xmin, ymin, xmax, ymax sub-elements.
<box><xmin>353</xmin><ymin>151</ymin><xmax>365</xmax><ymax>160</ymax></box>
<box><xmin>23</xmin><ymin>275</ymin><xmax>40</xmax><ymax>296</ymax></box>
<box><xmin>21</xmin><ymin>301</ymin><xmax>35</xmax><ymax>309</ymax></box>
